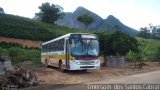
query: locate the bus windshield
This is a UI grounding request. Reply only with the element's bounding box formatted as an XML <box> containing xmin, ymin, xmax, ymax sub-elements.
<box><xmin>71</xmin><ymin>38</ymin><xmax>99</xmax><ymax>57</ymax></box>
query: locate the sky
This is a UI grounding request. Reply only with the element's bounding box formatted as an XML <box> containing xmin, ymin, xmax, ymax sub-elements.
<box><xmin>0</xmin><ymin>0</ymin><xmax>160</xmax><ymax>30</ymax></box>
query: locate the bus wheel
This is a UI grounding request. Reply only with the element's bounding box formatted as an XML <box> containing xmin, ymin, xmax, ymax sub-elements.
<box><xmin>59</xmin><ymin>61</ymin><xmax>65</xmax><ymax>72</ymax></box>
<box><xmin>45</xmin><ymin>59</ymin><xmax>48</xmax><ymax>68</ymax></box>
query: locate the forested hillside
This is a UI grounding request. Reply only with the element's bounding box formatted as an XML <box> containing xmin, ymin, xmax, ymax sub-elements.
<box><xmin>0</xmin><ymin>14</ymin><xmax>86</xmax><ymax>41</ymax></box>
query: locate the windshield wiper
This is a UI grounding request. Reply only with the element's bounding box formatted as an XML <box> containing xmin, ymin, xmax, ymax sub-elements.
<box><xmin>81</xmin><ymin>53</ymin><xmax>96</xmax><ymax>57</ymax></box>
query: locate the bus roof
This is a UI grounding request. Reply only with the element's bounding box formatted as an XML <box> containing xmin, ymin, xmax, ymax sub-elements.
<box><xmin>42</xmin><ymin>33</ymin><xmax>96</xmax><ymax>45</ymax></box>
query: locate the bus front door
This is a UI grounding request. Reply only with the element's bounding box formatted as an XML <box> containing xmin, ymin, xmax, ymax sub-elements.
<box><xmin>65</xmin><ymin>40</ymin><xmax>70</xmax><ymax>69</ymax></box>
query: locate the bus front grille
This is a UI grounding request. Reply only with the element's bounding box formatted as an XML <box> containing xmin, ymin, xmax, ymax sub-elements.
<box><xmin>79</xmin><ymin>61</ymin><xmax>95</xmax><ymax>65</ymax></box>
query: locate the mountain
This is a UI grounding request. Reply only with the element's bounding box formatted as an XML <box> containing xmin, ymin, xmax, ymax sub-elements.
<box><xmin>56</xmin><ymin>12</ymin><xmax>72</xmax><ymax>25</ymax></box>
<box><xmin>56</xmin><ymin>7</ymin><xmax>104</xmax><ymax>30</ymax></box>
<box><xmin>98</xmin><ymin>15</ymin><xmax>138</xmax><ymax>35</ymax></box>
<box><xmin>56</xmin><ymin>6</ymin><xmax>138</xmax><ymax>35</ymax></box>
<box><xmin>0</xmin><ymin>7</ymin><xmax>4</xmax><ymax>13</ymax></box>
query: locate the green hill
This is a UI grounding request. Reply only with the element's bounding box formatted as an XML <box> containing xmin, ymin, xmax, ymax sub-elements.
<box><xmin>0</xmin><ymin>14</ymin><xmax>87</xmax><ymax>41</ymax></box>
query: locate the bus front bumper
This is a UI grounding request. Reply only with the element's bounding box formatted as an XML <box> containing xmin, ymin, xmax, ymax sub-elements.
<box><xmin>68</xmin><ymin>60</ymin><xmax>100</xmax><ymax>70</ymax></box>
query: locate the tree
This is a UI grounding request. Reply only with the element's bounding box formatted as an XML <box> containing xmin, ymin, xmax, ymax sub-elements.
<box><xmin>94</xmin><ymin>31</ymin><xmax>108</xmax><ymax>58</ymax></box>
<box><xmin>35</xmin><ymin>2</ymin><xmax>64</xmax><ymax>24</ymax></box>
<box><xmin>138</xmin><ymin>24</ymin><xmax>160</xmax><ymax>40</ymax></box>
<box><xmin>95</xmin><ymin>30</ymin><xmax>138</xmax><ymax>57</ymax></box>
<box><xmin>105</xmin><ymin>30</ymin><xmax>139</xmax><ymax>56</ymax></box>
<box><xmin>77</xmin><ymin>13</ymin><xmax>94</xmax><ymax>29</ymax></box>
<box><xmin>138</xmin><ymin>27</ymin><xmax>151</xmax><ymax>39</ymax></box>
<box><xmin>94</xmin><ymin>31</ymin><xmax>109</xmax><ymax>66</ymax></box>
<box><xmin>150</xmin><ymin>25</ymin><xmax>160</xmax><ymax>40</ymax></box>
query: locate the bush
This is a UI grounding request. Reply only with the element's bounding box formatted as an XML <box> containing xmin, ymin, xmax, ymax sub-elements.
<box><xmin>126</xmin><ymin>42</ymin><xmax>150</xmax><ymax>69</ymax></box>
<box><xmin>0</xmin><ymin>47</ymin><xmax>41</xmax><ymax>65</ymax></box>
<box><xmin>0</xmin><ymin>48</ymin><xmax>9</xmax><ymax>56</ymax></box>
<box><xmin>155</xmin><ymin>46</ymin><xmax>160</xmax><ymax>61</ymax></box>
<box><xmin>0</xmin><ymin>42</ymin><xmax>23</xmax><ymax>48</ymax></box>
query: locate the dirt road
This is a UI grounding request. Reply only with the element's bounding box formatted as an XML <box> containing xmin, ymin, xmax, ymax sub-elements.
<box><xmin>23</xmin><ymin>70</ymin><xmax>160</xmax><ymax>90</ymax></box>
<box><xmin>18</xmin><ymin>62</ymin><xmax>160</xmax><ymax>90</ymax></box>
<box><xmin>54</xmin><ymin>70</ymin><xmax>160</xmax><ymax>90</ymax></box>
<box><xmin>34</xmin><ymin>62</ymin><xmax>160</xmax><ymax>84</ymax></box>
<box><xmin>87</xmin><ymin>70</ymin><xmax>160</xmax><ymax>84</ymax></box>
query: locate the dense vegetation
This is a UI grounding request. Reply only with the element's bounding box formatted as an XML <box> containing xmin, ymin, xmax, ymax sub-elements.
<box><xmin>94</xmin><ymin>30</ymin><xmax>139</xmax><ymax>58</ymax></box>
<box><xmin>136</xmin><ymin>24</ymin><xmax>160</xmax><ymax>67</ymax></box>
<box><xmin>0</xmin><ymin>13</ymin><xmax>159</xmax><ymax>67</ymax></box>
<box><xmin>0</xmin><ymin>14</ymin><xmax>86</xmax><ymax>41</ymax></box>
<box><xmin>126</xmin><ymin>37</ymin><xmax>160</xmax><ymax>68</ymax></box>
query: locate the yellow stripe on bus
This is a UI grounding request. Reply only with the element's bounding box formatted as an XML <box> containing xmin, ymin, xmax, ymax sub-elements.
<box><xmin>41</xmin><ymin>54</ymin><xmax>74</xmax><ymax>60</ymax></box>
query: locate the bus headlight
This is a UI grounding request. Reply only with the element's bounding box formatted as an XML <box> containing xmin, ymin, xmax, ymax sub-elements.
<box><xmin>73</xmin><ymin>60</ymin><xmax>79</xmax><ymax>64</ymax></box>
<box><xmin>75</xmin><ymin>61</ymin><xmax>79</xmax><ymax>64</ymax></box>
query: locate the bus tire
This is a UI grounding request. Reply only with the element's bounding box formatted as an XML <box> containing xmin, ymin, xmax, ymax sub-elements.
<box><xmin>45</xmin><ymin>59</ymin><xmax>49</xmax><ymax>68</ymax></box>
<box><xmin>59</xmin><ymin>60</ymin><xmax>65</xmax><ymax>72</ymax></box>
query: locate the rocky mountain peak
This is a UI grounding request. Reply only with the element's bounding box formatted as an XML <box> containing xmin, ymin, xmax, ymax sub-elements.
<box><xmin>106</xmin><ymin>15</ymin><xmax>120</xmax><ymax>22</ymax></box>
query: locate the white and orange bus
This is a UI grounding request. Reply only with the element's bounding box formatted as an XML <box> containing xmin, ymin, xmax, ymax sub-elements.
<box><xmin>41</xmin><ymin>33</ymin><xmax>100</xmax><ymax>72</ymax></box>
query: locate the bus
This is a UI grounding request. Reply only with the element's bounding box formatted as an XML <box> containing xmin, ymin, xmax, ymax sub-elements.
<box><xmin>41</xmin><ymin>33</ymin><xmax>100</xmax><ymax>72</ymax></box>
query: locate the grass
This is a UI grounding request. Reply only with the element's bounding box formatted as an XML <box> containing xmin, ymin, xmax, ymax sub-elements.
<box><xmin>136</xmin><ymin>37</ymin><xmax>160</xmax><ymax>61</ymax></box>
<box><xmin>137</xmin><ymin>37</ymin><xmax>160</xmax><ymax>52</ymax></box>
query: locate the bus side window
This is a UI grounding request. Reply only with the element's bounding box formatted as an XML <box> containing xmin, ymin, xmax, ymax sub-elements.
<box><xmin>43</xmin><ymin>45</ymin><xmax>47</xmax><ymax>52</ymax></box>
<box><xmin>42</xmin><ymin>45</ymin><xmax>44</xmax><ymax>52</ymax></box>
<box><xmin>50</xmin><ymin>42</ymin><xmax>54</xmax><ymax>52</ymax></box>
<box><xmin>52</xmin><ymin>42</ymin><xmax>56</xmax><ymax>52</ymax></box>
<box><xmin>59</xmin><ymin>39</ymin><xmax>64</xmax><ymax>51</ymax></box>
<box><xmin>47</xmin><ymin>44</ymin><xmax>50</xmax><ymax>52</ymax></box>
